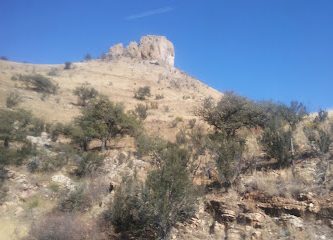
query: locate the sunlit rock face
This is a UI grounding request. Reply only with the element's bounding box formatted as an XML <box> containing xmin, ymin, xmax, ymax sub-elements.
<box><xmin>138</xmin><ymin>35</ymin><xmax>175</xmax><ymax>67</ymax></box>
<box><xmin>107</xmin><ymin>35</ymin><xmax>175</xmax><ymax>67</ymax></box>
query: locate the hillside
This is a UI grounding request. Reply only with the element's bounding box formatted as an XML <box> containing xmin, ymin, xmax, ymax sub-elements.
<box><xmin>0</xmin><ymin>36</ymin><xmax>332</xmax><ymax>240</ymax></box>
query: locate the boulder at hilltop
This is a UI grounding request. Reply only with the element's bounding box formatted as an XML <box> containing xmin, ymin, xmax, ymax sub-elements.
<box><xmin>107</xmin><ymin>35</ymin><xmax>175</xmax><ymax>67</ymax></box>
<box><xmin>139</xmin><ymin>35</ymin><xmax>175</xmax><ymax>66</ymax></box>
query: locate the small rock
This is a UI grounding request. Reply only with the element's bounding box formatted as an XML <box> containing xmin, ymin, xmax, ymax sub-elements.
<box><xmin>51</xmin><ymin>174</ymin><xmax>75</xmax><ymax>191</ymax></box>
<box><xmin>281</xmin><ymin>214</ymin><xmax>304</xmax><ymax>230</ymax></box>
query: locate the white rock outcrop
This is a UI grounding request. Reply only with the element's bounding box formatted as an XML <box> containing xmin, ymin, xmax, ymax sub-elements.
<box><xmin>107</xmin><ymin>35</ymin><xmax>175</xmax><ymax>67</ymax></box>
<box><xmin>139</xmin><ymin>35</ymin><xmax>175</xmax><ymax>66</ymax></box>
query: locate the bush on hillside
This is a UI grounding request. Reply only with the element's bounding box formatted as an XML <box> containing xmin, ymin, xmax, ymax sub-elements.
<box><xmin>0</xmin><ymin>109</ymin><xmax>34</xmax><ymax>149</ymax></box>
<box><xmin>104</xmin><ymin>144</ymin><xmax>197</xmax><ymax>239</ymax></box>
<box><xmin>134</xmin><ymin>103</ymin><xmax>149</xmax><ymax>120</ymax></box>
<box><xmin>260</xmin><ymin>125</ymin><xmax>292</xmax><ymax>167</ymax></box>
<box><xmin>6</xmin><ymin>91</ymin><xmax>22</xmax><ymax>108</ymax></box>
<box><xmin>64</xmin><ymin>61</ymin><xmax>72</xmax><ymax>70</ymax></box>
<box><xmin>12</xmin><ymin>74</ymin><xmax>59</xmax><ymax>94</ymax></box>
<box><xmin>134</xmin><ymin>86</ymin><xmax>151</xmax><ymax>100</ymax></box>
<box><xmin>75</xmin><ymin>152</ymin><xmax>104</xmax><ymax>177</ymax></box>
<box><xmin>73</xmin><ymin>82</ymin><xmax>99</xmax><ymax>106</ymax></box>
<box><xmin>58</xmin><ymin>186</ymin><xmax>92</xmax><ymax>213</ymax></box>
<box><xmin>26</xmin><ymin>213</ymin><xmax>94</xmax><ymax>240</ymax></box>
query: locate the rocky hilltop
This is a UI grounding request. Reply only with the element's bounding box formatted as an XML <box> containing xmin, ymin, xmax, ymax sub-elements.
<box><xmin>107</xmin><ymin>35</ymin><xmax>175</xmax><ymax>67</ymax></box>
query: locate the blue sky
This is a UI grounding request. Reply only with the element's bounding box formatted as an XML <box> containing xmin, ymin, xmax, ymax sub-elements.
<box><xmin>0</xmin><ymin>0</ymin><xmax>332</xmax><ymax>111</ymax></box>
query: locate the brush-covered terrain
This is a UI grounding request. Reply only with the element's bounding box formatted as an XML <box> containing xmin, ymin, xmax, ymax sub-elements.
<box><xmin>0</xmin><ymin>36</ymin><xmax>332</xmax><ymax>240</ymax></box>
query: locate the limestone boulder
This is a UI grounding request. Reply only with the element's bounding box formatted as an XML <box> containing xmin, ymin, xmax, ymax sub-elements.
<box><xmin>139</xmin><ymin>35</ymin><xmax>175</xmax><ymax>67</ymax></box>
<box><xmin>108</xmin><ymin>43</ymin><xmax>125</xmax><ymax>60</ymax></box>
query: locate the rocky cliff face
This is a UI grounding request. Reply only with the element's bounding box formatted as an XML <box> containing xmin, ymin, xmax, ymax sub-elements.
<box><xmin>107</xmin><ymin>35</ymin><xmax>175</xmax><ymax>67</ymax></box>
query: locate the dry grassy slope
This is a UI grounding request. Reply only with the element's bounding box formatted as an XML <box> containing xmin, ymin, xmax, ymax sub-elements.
<box><xmin>0</xmin><ymin>59</ymin><xmax>221</xmax><ymax>138</ymax></box>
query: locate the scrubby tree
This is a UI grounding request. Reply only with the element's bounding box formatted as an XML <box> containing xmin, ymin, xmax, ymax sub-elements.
<box><xmin>0</xmin><ymin>109</ymin><xmax>33</xmax><ymax>148</ymax></box>
<box><xmin>144</xmin><ymin>144</ymin><xmax>197</xmax><ymax>239</ymax></box>
<box><xmin>279</xmin><ymin>101</ymin><xmax>308</xmax><ymax>156</ymax></box>
<box><xmin>73</xmin><ymin>82</ymin><xmax>99</xmax><ymax>106</ymax></box>
<box><xmin>261</xmin><ymin>123</ymin><xmax>292</xmax><ymax>167</ymax></box>
<box><xmin>196</xmin><ymin>92</ymin><xmax>265</xmax><ymax>188</ymax></box>
<box><xmin>304</xmin><ymin>109</ymin><xmax>332</xmax><ymax>154</ymax></box>
<box><xmin>108</xmin><ymin>144</ymin><xmax>197</xmax><ymax>239</ymax></box>
<box><xmin>314</xmin><ymin>109</ymin><xmax>329</xmax><ymax>123</ymax></box>
<box><xmin>196</xmin><ymin>92</ymin><xmax>266</xmax><ymax>138</ymax></box>
<box><xmin>259</xmin><ymin>101</ymin><xmax>307</xmax><ymax>170</ymax></box>
<box><xmin>74</xmin><ymin>96</ymin><xmax>140</xmax><ymax>151</ymax></box>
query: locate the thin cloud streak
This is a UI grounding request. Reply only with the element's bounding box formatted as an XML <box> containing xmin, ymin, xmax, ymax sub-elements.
<box><xmin>125</xmin><ymin>7</ymin><xmax>173</xmax><ymax>20</ymax></box>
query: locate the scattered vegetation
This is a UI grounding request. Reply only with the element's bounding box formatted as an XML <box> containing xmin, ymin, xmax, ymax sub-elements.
<box><xmin>134</xmin><ymin>86</ymin><xmax>151</xmax><ymax>100</ymax></box>
<box><xmin>0</xmin><ymin>109</ymin><xmax>36</xmax><ymax>149</ymax></box>
<box><xmin>304</xmin><ymin>109</ymin><xmax>332</xmax><ymax>154</ymax></box>
<box><xmin>104</xmin><ymin>144</ymin><xmax>197</xmax><ymax>239</ymax></box>
<box><xmin>155</xmin><ymin>94</ymin><xmax>164</xmax><ymax>100</ymax></box>
<box><xmin>58</xmin><ymin>185</ymin><xmax>92</xmax><ymax>212</ymax></box>
<box><xmin>64</xmin><ymin>61</ymin><xmax>72</xmax><ymax>70</ymax></box>
<box><xmin>26</xmin><ymin>213</ymin><xmax>94</xmax><ymax>240</ymax></box>
<box><xmin>73</xmin><ymin>82</ymin><xmax>99</xmax><ymax>106</ymax></box>
<box><xmin>134</xmin><ymin>103</ymin><xmax>149</xmax><ymax>120</ymax></box>
<box><xmin>6</xmin><ymin>91</ymin><xmax>22</xmax><ymax>108</ymax></box>
<box><xmin>11</xmin><ymin>74</ymin><xmax>59</xmax><ymax>94</ymax></box>
<box><xmin>75</xmin><ymin>152</ymin><xmax>104</xmax><ymax>177</ymax></box>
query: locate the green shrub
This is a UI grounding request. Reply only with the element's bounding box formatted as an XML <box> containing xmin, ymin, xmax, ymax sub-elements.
<box><xmin>0</xmin><ymin>142</ymin><xmax>37</xmax><ymax>166</ymax></box>
<box><xmin>261</xmin><ymin>126</ymin><xmax>292</xmax><ymax>167</ymax></box>
<box><xmin>58</xmin><ymin>186</ymin><xmax>92</xmax><ymax>212</ymax></box>
<box><xmin>27</xmin><ymin>157</ymin><xmax>39</xmax><ymax>173</ymax></box>
<box><xmin>12</xmin><ymin>74</ymin><xmax>58</xmax><ymax>94</ymax></box>
<box><xmin>176</xmin><ymin>129</ymin><xmax>187</xmax><ymax>145</ymax></box>
<box><xmin>135</xmin><ymin>134</ymin><xmax>167</xmax><ymax>158</ymax></box>
<box><xmin>0</xmin><ymin>109</ymin><xmax>42</xmax><ymax>149</ymax></box>
<box><xmin>210</xmin><ymin>134</ymin><xmax>245</xmax><ymax>187</ymax></box>
<box><xmin>48</xmin><ymin>123</ymin><xmax>66</xmax><ymax>141</ymax></box>
<box><xmin>314</xmin><ymin>109</ymin><xmax>329</xmax><ymax>123</ymax></box>
<box><xmin>74</xmin><ymin>97</ymin><xmax>141</xmax><ymax>151</ymax></box>
<box><xmin>73</xmin><ymin>82</ymin><xmax>99</xmax><ymax>106</ymax></box>
<box><xmin>64</xmin><ymin>61</ymin><xmax>72</xmax><ymax>70</ymax></box>
<box><xmin>26</xmin><ymin>213</ymin><xmax>93</xmax><ymax>240</ymax></box>
<box><xmin>155</xmin><ymin>94</ymin><xmax>164</xmax><ymax>100</ymax></box>
<box><xmin>134</xmin><ymin>86</ymin><xmax>151</xmax><ymax>100</ymax></box>
<box><xmin>105</xmin><ymin>144</ymin><xmax>197</xmax><ymax>239</ymax></box>
<box><xmin>107</xmin><ymin>175</ymin><xmax>150</xmax><ymax>236</ymax></box>
<box><xmin>6</xmin><ymin>91</ymin><xmax>22</xmax><ymax>108</ymax></box>
<box><xmin>75</xmin><ymin>152</ymin><xmax>104</xmax><ymax>177</ymax></box>
<box><xmin>134</xmin><ymin>103</ymin><xmax>149</xmax><ymax>120</ymax></box>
